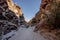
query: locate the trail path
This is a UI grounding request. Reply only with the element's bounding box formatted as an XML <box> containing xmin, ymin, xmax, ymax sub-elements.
<box><xmin>9</xmin><ymin>27</ymin><xmax>47</xmax><ymax>40</ymax></box>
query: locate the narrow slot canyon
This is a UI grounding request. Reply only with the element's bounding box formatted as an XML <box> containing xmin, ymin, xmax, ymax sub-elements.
<box><xmin>0</xmin><ymin>0</ymin><xmax>60</xmax><ymax>40</ymax></box>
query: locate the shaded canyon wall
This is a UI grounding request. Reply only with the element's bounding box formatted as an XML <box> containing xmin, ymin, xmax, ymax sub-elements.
<box><xmin>0</xmin><ymin>0</ymin><xmax>25</xmax><ymax>39</ymax></box>
<box><xmin>29</xmin><ymin>0</ymin><xmax>60</xmax><ymax>40</ymax></box>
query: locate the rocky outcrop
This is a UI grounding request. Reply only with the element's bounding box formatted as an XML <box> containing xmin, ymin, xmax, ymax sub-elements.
<box><xmin>7</xmin><ymin>0</ymin><xmax>22</xmax><ymax>17</ymax></box>
<box><xmin>0</xmin><ymin>0</ymin><xmax>25</xmax><ymax>39</ymax></box>
<box><xmin>30</xmin><ymin>0</ymin><xmax>60</xmax><ymax>40</ymax></box>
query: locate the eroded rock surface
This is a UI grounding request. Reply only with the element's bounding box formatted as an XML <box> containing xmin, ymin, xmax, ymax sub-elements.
<box><xmin>30</xmin><ymin>0</ymin><xmax>60</xmax><ymax>40</ymax></box>
<box><xmin>0</xmin><ymin>0</ymin><xmax>25</xmax><ymax>39</ymax></box>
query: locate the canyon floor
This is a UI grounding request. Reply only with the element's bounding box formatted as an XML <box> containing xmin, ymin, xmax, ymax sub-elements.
<box><xmin>3</xmin><ymin>26</ymin><xmax>47</xmax><ymax>40</ymax></box>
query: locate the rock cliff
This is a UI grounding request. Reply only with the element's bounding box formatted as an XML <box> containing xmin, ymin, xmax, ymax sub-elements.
<box><xmin>30</xmin><ymin>0</ymin><xmax>60</xmax><ymax>40</ymax></box>
<box><xmin>0</xmin><ymin>0</ymin><xmax>25</xmax><ymax>39</ymax></box>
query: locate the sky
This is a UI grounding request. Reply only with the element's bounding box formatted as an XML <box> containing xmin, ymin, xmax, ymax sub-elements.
<box><xmin>13</xmin><ymin>0</ymin><xmax>41</xmax><ymax>22</ymax></box>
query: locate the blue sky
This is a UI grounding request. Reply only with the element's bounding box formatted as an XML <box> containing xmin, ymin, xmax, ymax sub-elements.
<box><xmin>13</xmin><ymin>0</ymin><xmax>41</xmax><ymax>22</ymax></box>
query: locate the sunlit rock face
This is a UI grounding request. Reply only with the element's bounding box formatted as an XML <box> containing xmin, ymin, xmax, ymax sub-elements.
<box><xmin>0</xmin><ymin>0</ymin><xmax>24</xmax><ymax>39</ymax></box>
<box><xmin>30</xmin><ymin>0</ymin><xmax>60</xmax><ymax>40</ymax></box>
<box><xmin>0</xmin><ymin>0</ymin><xmax>23</xmax><ymax>25</ymax></box>
<box><xmin>7</xmin><ymin>0</ymin><xmax>22</xmax><ymax>17</ymax></box>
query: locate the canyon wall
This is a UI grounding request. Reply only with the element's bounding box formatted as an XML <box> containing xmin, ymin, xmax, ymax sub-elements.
<box><xmin>30</xmin><ymin>0</ymin><xmax>60</xmax><ymax>40</ymax></box>
<box><xmin>0</xmin><ymin>0</ymin><xmax>25</xmax><ymax>39</ymax></box>
<box><xmin>7</xmin><ymin>0</ymin><xmax>22</xmax><ymax>17</ymax></box>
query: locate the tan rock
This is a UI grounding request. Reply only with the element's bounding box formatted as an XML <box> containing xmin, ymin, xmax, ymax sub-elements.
<box><xmin>30</xmin><ymin>0</ymin><xmax>60</xmax><ymax>40</ymax></box>
<box><xmin>7</xmin><ymin>0</ymin><xmax>22</xmax><ymax>17</ymax></box>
